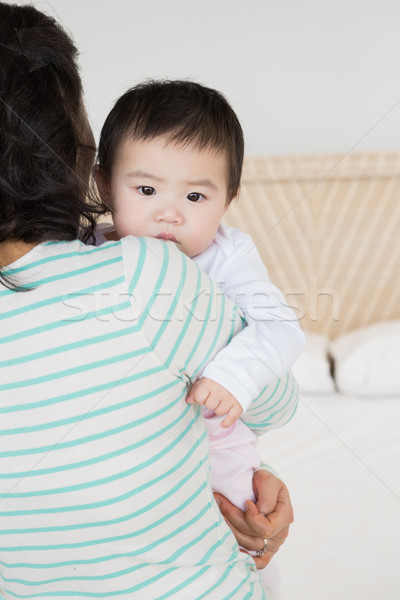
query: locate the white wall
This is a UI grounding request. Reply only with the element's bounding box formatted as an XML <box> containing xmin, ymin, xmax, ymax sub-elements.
<box><xmin>17</xmin><ymin>0</ymin><xmax>400</xmax><ymax>156</ymax></box>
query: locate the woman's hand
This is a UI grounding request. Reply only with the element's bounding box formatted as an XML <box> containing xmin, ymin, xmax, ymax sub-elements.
<box><xmin>214</xmin><ymin>469</ymin><xmax>293</xmax><ymax>569</ymax></box>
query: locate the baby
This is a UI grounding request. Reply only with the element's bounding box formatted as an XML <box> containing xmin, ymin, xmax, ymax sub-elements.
<box><xmin>93</xmin><ymin>80</ymin><xmax>304</xmax><ymax>592</ymax></box>
<box><xmin>94</xmin><ymin>79</ymin><xmax>304</xmax><ymax>426</ymax></box>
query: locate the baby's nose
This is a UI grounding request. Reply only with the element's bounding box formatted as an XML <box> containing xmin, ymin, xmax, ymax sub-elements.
<box><xmin>155</xmin><ymin>205</ymin><xmax>183</xmax><ymax>224</ymax></box>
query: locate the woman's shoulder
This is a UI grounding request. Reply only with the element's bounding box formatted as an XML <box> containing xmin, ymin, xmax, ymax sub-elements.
<box><xmin>120</xmin><ymin>235</ymin><xmax>192</xmax><ymax>289</ymax></box>
<box><xmin>81</xmin><ymin>233</ymin><xmax>192</xmax><ymax>290</ymax></box>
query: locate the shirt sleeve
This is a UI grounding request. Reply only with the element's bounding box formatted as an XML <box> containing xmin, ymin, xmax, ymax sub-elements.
<box><xmin>201</xmin><ymin>229</ymin><xmax>305</xmax><ymax>410</ymax></box>
<box><xmin>242</xmin><ymin>370</ymin><xmax>300</xmax><ymax>436</ymax></box>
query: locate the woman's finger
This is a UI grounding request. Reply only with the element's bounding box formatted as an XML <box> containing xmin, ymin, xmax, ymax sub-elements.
<box><xmin>215</xmin><ymin>491</ymin><xmax>292</xmax><ymax>569</ymax></box>
<box><xmin>252</xmin><ymin>469</ymin><xmax>282</xmax><ymax>516</ymax></box>
<box><xmin>214</xmin><ymin>493</ymin><xmax>258</xmax><ymax>537</ymax></box>
<box><xmin>214</xmin><ymin>493</ymin><xmax>267</xmax><ymax>552</ymax></box>
<box><xmin>247</xmin><ymin>480</ymin><xmax>294</xmax><ymax>538</ymax></box>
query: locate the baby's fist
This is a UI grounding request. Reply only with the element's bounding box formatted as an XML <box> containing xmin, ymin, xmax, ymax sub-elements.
<box><xmin>186</xmin><ymin>377</ymin><xmax>243</xmax><ymax>428</ymax></box>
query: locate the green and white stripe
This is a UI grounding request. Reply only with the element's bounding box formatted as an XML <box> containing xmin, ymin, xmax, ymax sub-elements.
<box><xmin>0</xmin><ymin>236</ymin><xmax>295</xmax><ymax>598</ymax></box>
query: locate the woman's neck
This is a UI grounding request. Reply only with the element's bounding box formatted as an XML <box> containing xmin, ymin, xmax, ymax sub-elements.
<box><xmin>0</xmin><ymin>240</ymin><xmax>39</xmax><ymax>267</ymax></box>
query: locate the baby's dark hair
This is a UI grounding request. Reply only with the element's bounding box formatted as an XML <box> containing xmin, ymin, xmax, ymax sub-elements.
<box><xmin>98</xmin><ymin>79</ymin><xmax>244</xmax><ymax>203</ymax></box>
<box><xmin>0</xmin><ymin>2</ymin><xmax>103</xmax><ymax>267</ymax></box>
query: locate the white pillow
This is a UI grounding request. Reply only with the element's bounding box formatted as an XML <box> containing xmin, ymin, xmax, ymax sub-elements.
<box><xmin>329</xmin><ymin>320</ymin><xmax>400</xmax><ymax>396</ymax></box>
<box><xmin>292</xmin><ymin>332</ymin><xmax>335</xmax><ymax>394</ymax></box>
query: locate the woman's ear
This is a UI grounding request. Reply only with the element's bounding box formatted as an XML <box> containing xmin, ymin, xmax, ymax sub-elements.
<box><xmin>92</xmin><ymin>165</ymin><xmax>111</xmax><ymax>208</ymax></box>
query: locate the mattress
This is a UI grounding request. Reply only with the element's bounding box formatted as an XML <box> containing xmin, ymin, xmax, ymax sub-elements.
<box><xmin>258</xmin><ymin>393</ymin><xmax>400</xmax><ymax>600</ymax></box>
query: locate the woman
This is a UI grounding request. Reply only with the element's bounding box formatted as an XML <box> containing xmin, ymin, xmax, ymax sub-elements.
<box><xmin>0</xmin><ymin>3</ymin><xmax>294</xmax><ymax>598</ymax></box>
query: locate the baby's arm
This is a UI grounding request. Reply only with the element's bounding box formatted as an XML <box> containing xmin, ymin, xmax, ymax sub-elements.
<box><xmin>201</xmin><ymin>228</ymin><xmax>305</xmax><ymax>413</ymax></box>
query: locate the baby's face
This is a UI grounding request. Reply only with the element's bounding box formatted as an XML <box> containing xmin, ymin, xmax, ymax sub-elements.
<box><xmin>105</xmin><ymin>135</ymin><xmax>230</xmax><ymax>258</ymax></box>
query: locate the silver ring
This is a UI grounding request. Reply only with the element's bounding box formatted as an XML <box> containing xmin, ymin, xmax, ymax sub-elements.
<box><xmin>255</xmin><ymin>538</ymin><xmax>268</xmax><ymax>557</ymax></box>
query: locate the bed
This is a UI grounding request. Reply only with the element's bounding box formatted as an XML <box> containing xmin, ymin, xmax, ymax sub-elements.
<box><xmin>223</xmin><ymin>152</ymin><xmax>400</xmax><ymax>600</ymax></box>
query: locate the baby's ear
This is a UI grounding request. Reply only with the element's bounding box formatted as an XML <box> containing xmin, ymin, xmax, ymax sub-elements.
<box><xmin>92</xmin><ymin>165</ymin><xmax>111</xmax><ymax>207</ymax></box>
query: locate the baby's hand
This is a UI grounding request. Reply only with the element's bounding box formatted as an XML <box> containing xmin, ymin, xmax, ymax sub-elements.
<box><xmin>186</xmin><ymin>377</ymin><xmax>243</xmax><ymax>428</ymax></box>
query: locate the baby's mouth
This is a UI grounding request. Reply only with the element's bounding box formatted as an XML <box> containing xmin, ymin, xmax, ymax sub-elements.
<box><xmin>156</xmin><ymin>233</ymin><xmax>177</xmax><ymax>242</ymax></box>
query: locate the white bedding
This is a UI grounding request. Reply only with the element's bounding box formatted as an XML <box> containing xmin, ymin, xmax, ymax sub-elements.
<box><xmin>258</xmin><ymin>393</ymin><xmax>400</xmax><ymax>600</ymax></box>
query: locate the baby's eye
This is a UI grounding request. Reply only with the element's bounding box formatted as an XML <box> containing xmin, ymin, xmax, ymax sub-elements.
<box><xmin>139</xmin><ymin>186</ymin><xmax>155</xmax><ymax>196</ymax></box>
<box><xmin>187</xmin><ymin>192</ymin><xmax>204</xmax><ymax>202</ymax></box>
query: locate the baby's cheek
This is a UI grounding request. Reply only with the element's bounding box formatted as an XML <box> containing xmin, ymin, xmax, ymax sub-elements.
<box><xmin>114</xmin><ymin>217</ymin><xmax>135</xmax><ymax>238</ymax></box>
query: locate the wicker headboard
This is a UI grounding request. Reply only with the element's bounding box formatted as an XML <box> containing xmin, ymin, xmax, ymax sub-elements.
<box><xmin>223</xmin><ymin>152</ymin><xmax>400</xmax><ymax>339</ymax></box>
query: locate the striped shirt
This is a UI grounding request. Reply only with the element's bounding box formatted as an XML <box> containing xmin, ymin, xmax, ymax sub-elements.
<box><xmin>0</xmin><ymin>236</ymin><xmax>298</xmax><ymax>599</ymax></box>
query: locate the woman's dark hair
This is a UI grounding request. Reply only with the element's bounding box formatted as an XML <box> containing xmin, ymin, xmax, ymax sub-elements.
<box><xmin>0</xmin><ymin>3</ymin><xmax>104</xmax><ymax>287</ymax></box>
<box><xmin>98</xmin><ymin>79</ymin><xmax>244</xmax><ymax>205</ymax></box>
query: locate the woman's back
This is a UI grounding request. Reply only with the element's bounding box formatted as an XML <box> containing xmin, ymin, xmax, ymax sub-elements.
<box><xmin>0</xmin><ymin>236</ymin><xmax>265</xmax><ymax>599</ymax></box>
